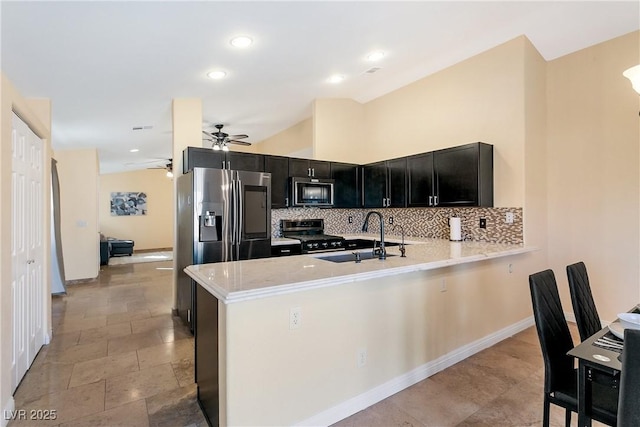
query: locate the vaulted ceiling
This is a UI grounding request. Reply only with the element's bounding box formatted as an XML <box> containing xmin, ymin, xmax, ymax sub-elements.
<box><xmin>2</xmin><ymin>1</ymin><xmax>638</xmax><ymax>173</ymax></box>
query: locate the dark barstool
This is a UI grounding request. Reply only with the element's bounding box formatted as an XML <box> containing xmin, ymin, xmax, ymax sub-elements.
<box><xmin>529</xmin><ymin>269</ymin><xmax>617</xmax><ymax>427</ymax></box>
<box><xmin>567</xmin><ymin>261</ymin><xmax>602</xmax><ymax>341</ymax></box>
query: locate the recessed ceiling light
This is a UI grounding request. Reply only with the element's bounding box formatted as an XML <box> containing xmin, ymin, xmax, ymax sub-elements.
<box><xmin>366</xmin><ymin>51</ymin><xmax>385</xmax><ymax>62</ymax></box>
<box><xmin>129</xmin><ymin>148</ymin><xmax>139</xmax><ymax>153</ymax></box>
<box><xmin>328</xmin><ymin>74</ymin><xmax>345</xmax><ymax>84</ymax></box>
<box><xmin>207</xmin><ymin>70</ymin><xmax>227</xmax><ymax>80</ymax></box>
<box><xmin>230</xmin><ymin>36</ymin><xmax>253</xmax><ymax>48</ymax></box>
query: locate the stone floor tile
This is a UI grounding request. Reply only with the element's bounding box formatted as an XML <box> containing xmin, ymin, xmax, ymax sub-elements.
<box><xmin>145</xmin><ymin>384</ymin><xmax>208</xmax><ymax>427</ymax></box>
<box><xmin>137</xmin><ymin>339</ymin><xmax>194</xmax><ymax>371</ymax></box>
<box><xmin>105</xmin><ymin>363</ymin><xmax>179</xmax><ymax>409</ymax></box>
<box><xmin>68</xmin><ymin>351</ymin><xmax>140</xmax><ymax>388</ymax></box>
<box><xmin>58</xmin><ymin>399</ymin><xmax>149</xmax><ymax>427</ymax></box>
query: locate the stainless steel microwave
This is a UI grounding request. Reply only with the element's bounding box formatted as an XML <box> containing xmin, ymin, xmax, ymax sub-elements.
<box><xmin>290</xmin><ymin>177</ymin><xmax>334</xmax><ymax>207</ymax></box>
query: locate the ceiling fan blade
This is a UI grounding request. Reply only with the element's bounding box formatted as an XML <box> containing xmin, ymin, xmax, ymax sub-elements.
<box><xmin>228</xmin><ymin>140</ymin><xmax>252</xmax><ymax>146</ymax></box>
<box><xmin>229</xmin><ymin>134</ymin><xmax>248</xmax><ymax>139</ymax></box>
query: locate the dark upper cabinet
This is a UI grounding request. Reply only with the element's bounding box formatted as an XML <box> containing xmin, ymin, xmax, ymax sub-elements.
<box><xmin>407</xmin><ymin>152</ymin><xmax>434</xmax><ymax>207</ymax></box>
<box><xmin>363</xmin><ymin>158</ymin><xmax>407</xmax><ymax>208</ymax></box>
<box><xmin>331</xmin><ymin>162</ymin><xmax>360</xmax><ymax>208</ymax></box>
<box><xmin>289</xmin><ymin>158</ymin><xmax>331</xmax><ymax>179</ymax></box>
<box><xmin>225</xmin><ymin>151</ymin><xmax>264</xmax><ymax>172</ymax></box>
<box><xmin>433</xmin><ymin>142</ymin><xmax>493</xmax><ymax>207</ymax></box>
<box><xmin>264</xmin><ymin>155</ymin><xmax>290</xmax><ymax>209</ymax></box>
<box><xmin>183</xmin><ymin>147</ymin><xmax>264</xmax><ymax>173</ymax></box>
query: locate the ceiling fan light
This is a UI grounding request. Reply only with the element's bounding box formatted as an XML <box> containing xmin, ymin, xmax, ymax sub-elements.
<box><xmin>230</xmin><ymin>36</ymin><xmax>253</xmax><ymax>48</ymax></box>
<box><xmin>212</xmin><ymin>144</ymin><xmax>221</xmax><ymax>151</ymax></box>
<box><xmin>623</xmin><ymin>64</ymin><xmax>640</xmax><ymax>94</ymax></box>
<box><xmin>222</xmin><ymin>144</ymin><xmax>229</xmax><ymax>152</ymax></box>
<box><xmin>207</xmin><ymin>70</ymin><xmax>227</xmax><ymax>80</ymax></box>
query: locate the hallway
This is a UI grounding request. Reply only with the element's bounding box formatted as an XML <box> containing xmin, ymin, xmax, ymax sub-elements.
<box><xmin>9</xmin><ymin>260</ymin><xmax>205</xmax><ymax>426</ymax></box>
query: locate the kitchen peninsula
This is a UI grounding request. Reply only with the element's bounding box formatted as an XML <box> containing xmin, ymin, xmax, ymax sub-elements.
<box><xmin>185</xmin><ymin>236</ymin><xmax>536</xmax><ymax>426</ymax></box>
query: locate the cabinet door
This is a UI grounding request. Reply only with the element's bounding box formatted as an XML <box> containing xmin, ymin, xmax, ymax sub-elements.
<box><xmin>363</xmin><ymin>162</ymin><xmax>387</xmax><ymax>208</ymax></box>
<box><xmin>309</xmin><ymin>160</ymin><xmax>332</xmax><ymax>179</ymax></box>
<box><xmin>387</xmin><ymin>157</ymin><xmax>407</xmax><ymax>208</ymax></box>
<box><xmin>225</xmin><ymin>152</ymin><xmax>264</xmax><ymax>172</ymax></box>
<box><xmin>183</xmin><ymin>147</ymin><xmax>225</xmax><ymax>173</ymax></box>
<box><xmin>407</xmin><ymin>152</ymin><xmax>434</xmax><ymax>207</ymax></box>
<box><xmin>264</xmin><ymin>156</ymin><xmax>290</xmax><ymax>208</ymax></box>
<box><xmin>434</xmin><ymin>143</ymin><xmax>481</xmax><ymax>206</ymax></box>
<box><xmin>288</xmin><ymin>158</ymin><xmax>311</xmax><ymax>177</ymax></box>
<box><xmin>331</xmin><ymin>162</ymin><xmax>360</xmax><ymax>208</ymax></box>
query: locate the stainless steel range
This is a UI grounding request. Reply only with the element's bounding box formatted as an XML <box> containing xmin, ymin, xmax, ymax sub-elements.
<box><xmin>281</xmin><ymin>219</ymin><xmax>345</xmax><ymax>253</ymax></box>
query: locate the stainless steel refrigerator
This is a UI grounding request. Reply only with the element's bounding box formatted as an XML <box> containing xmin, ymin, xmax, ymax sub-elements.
<box><xmin>176</xmin><ymin>167</ymin><xmax>272</xmax><ymax>330</ymax></box>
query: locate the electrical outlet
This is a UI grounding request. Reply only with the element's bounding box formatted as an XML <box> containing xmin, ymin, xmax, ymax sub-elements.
<box><xmin>388</xmin><ymin>216</ymin><xmax>394</xmax><ymax>225</ymax></box>
<box><xmin>479</xmin><ymin>218</ymin><xmax>487</xmax><ymax>229</ymax></box>
<box><xmin>505</xmin><ymin>212</ymin><xmax>514</xmax><ymax>224</ymax></box>
<box><xmin>289</xmin><ymin>307</ymin><xmax>302</xmax><ymax>330</ymax></box>
<box><xmin>348</xmin><ymin>216</ymin><xmax>353</xmax><ymax>224</ymax></box>
<box><xmin>357</xmin><ymin>347</ymin><xmax>367</xmax><ymax>368</ymax></box>
<box><xmin>440</xmin><ymin>278</ymin><xmax>447</xmax><ymax>292</ymax></box>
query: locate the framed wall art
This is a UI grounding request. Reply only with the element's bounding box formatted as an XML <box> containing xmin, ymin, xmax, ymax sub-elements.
<box><xmin>110</xmin><ymin>191</ymin><xmax>147</xmax><ymax>216</ymax></box>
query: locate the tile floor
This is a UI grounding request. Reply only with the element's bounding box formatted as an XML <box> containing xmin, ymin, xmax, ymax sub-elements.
<box><xmin>9</xmin><ymin>259</ymin><xmax>607</xmax><ymax>426</ymax></box>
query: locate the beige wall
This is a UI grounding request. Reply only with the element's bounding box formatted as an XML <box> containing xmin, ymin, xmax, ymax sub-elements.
<box><xmin>313</xmin><ymin>98</ymin><xmax>365</xmax><ymax>162</ymax></box>
<box><xmin>99</xmin><ymin>169</ymin><xmax>174</xmax><ymax>251</ymax></box>
<box><xmin>0</xmin><ymin>73</ymin><xmax>52</xmax><ymax>425</ymax></box>
<box><xmin>547</xmin><ymin>31</ymin><xmax>640</xmax><ymax>321</ymax></box>
<box><xmin>54</xmin><ymin>149</ymin><xmax>100</xmax><ymax>281</ymax></box>
<box><xmin>254</xmin><ymin>117</ymin><xmax>312</xmax><ymax>156</ymax></box>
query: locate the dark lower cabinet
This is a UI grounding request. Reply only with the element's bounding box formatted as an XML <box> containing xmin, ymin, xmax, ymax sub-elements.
<box><xmin>195</xmin><ymin>284</ymin><xmax>219</xmax><ymax>426</ymax></box>
<box><xmin>331</xmin><ymin>162</ymin><xmax>360</xmax><ymax>208</ymax></box>
<box><xmin>271</xmin><ymin>244</ymin><xmax>302</xmax><ymax>257</ymax></box>
<box><xmin>264</xmin><ymin>155</ymin><xmax>290</xmax><ymax>208</ymax></box>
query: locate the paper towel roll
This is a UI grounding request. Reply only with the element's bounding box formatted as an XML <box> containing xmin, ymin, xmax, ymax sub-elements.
<box><xmin>449</xmin><ymin>217</ymin><xmax>462</xmax><ymax>241</ymax></box>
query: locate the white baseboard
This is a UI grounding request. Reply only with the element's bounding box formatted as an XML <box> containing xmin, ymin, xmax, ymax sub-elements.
<box><xmin>296</xmin><ymin>316</ymin><xmax>535</xmax><ymax>427</ymax></box>
<box><xmin>2</xmin><ymin>397</ymin><xmax>15</xmax><ymax>427</ymax></box>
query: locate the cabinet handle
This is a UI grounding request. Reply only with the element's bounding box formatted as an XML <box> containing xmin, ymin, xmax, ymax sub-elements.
<box><xmin>312</xmin><ymin>168</ymin><xmax>315</xmax><ymax>177</ymax></box>
<box><xmin>308</xmin><ymin>168</ymin><xmax>311</xmax><ymax>177</ymax></box>
<box><xmin>434</xmin><ymin>195</ymin><xmax>438</xmax><ymax>206</ymax></box>
<box><xmin>281</xmin><ymin>249</ymin><xmax>291</xmax><ymax>254</ymax></box>
<box><xmin>387</xmin><ymin>197</ymin><xmax>391</xmax><ymax>207</ymax></box>
<box><xmin>285</xmin><ymin>197</ymin><xmax>289</xmax><ymax>207</ymax></box>
<box><xmin>429</xmin><ymin>195</ymin><xmax>433</xmax><ymax>206</ymax></box>
<box><xmin>222</xmin><ymin>161</ymin><xmax>226</xmax><ymax>169</ymax></box>
<box><xmin>382</xmin><ymin>198</ymin><xmax>387</xmax><ymax>207</ymax></box>
<box><xmin>227</xmin><ymin>161</ymin><xmax>230</xmax><ymax>170</ymax></box>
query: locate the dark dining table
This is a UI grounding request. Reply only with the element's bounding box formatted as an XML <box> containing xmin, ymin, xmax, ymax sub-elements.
<box><xmin>567</xmin><ymin>307</ymin><xmax>640</xmax><ymax>427</ymax></box>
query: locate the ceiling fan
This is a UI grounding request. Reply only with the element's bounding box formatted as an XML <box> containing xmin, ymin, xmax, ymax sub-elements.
<box><xmin>202</xmin><ymin>124</ymin><xmax>251</xmax><ymax>152</ymax></box>
<box><xmin>149</xmin><ymin>160</ymin><xmax>173</xmax><ymax>178</ymax></box>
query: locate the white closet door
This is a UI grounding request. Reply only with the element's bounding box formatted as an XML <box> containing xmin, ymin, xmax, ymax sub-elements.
<box><xmin>11</xmin><ymin>112</ymin><xmax>45</xmax><ymax>392</ymax></box>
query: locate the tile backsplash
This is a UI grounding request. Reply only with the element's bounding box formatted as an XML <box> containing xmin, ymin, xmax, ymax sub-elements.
<box><xmin>272</xmin><ymin>207</ymin><xmax>523</xmax><ymax>244</ymax></box>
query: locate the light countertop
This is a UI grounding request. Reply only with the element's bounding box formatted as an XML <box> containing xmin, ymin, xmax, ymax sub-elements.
<box><xmin>185</xmin><ymin>235</ymin><xmax>537</xmax><ymax>304</ymax></box>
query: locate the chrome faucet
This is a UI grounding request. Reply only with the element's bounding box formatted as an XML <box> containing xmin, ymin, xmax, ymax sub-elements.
<box><xmin>362</xmin><ymin>211</ymin><xmax>386</xmax><ymax>260</ymax></box>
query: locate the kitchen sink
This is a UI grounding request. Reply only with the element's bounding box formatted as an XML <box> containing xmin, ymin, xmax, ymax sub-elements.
<box><xmin>315</xmin><ymin>252</ymin><xmax>397</xmax><ymax>263</ymax></box>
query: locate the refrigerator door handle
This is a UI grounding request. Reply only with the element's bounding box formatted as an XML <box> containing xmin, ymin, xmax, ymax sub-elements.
<box><xmin>237</xmin><ymin>179</ymin><xmax>243</xmax><ymax>244</ymax></box>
